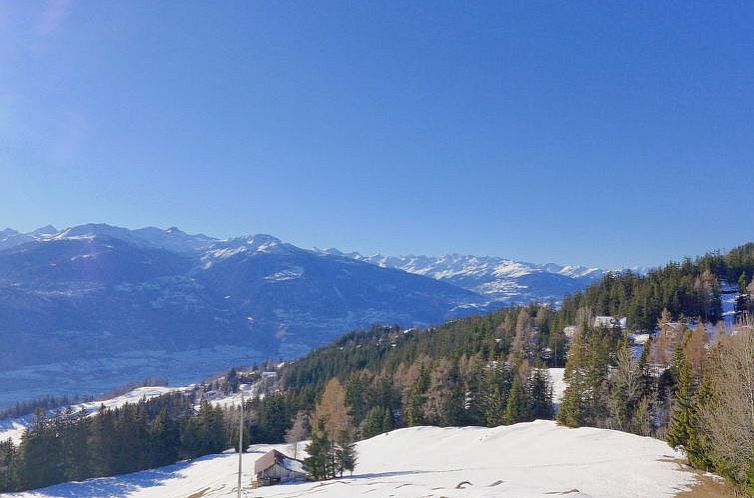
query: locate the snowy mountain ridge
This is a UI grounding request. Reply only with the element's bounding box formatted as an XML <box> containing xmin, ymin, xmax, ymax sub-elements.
<box><xmin>320</xmin><ymin>249</ymin><xmax>608</xmax><ymax>302</ymax></box>
<box><xmin>2</xmin><ymin>224</ymin><xmax>613</xmax><ymax>304</ymax></box>
<box><xmin>0</xmin><ymin>223</ymin><xmax>614</xmax><ymax>407</ymax></box>
<box><xmin>337</xmin><ymin>251</ymin><xmax>604</xmax><ymax>279</ymax></box>
<box><xmin>0</xmin><ymin>225</ymin><xmax>488</xmax><ymax>408</ymax></box>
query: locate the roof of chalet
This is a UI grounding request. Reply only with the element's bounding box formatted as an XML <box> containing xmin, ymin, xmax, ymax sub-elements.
<box><xmin>254</xmin><ymin>449</ymin><xmax>307</xmax><ymax>475</ymax></box>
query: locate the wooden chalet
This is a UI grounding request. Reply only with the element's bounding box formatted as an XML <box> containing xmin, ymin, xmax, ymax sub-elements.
<box><xmin>253</xmin><ymin>449</ymin><xmax>308</xmax><ymax>486</ymax></box>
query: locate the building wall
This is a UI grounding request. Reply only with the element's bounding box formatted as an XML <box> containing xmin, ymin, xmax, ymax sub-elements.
<box><xmin>258</xmin><ymin>463</ymin><xmax>306</xmax><ymax>485</ymax></box>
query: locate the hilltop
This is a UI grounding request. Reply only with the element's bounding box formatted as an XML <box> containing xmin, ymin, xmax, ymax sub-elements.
<box><xmin>4</xmin><ymin>420</ymin><xmax>707</xmax><ymax>498</ymax></box>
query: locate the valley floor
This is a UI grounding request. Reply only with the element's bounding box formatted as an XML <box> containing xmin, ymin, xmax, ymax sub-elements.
<box><xmin>4</xmin><ymin>420</ymin><xmax>713</xmax><ymax>498</ymax></box>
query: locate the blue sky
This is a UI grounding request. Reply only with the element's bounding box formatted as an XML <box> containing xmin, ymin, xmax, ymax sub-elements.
<box><xmin>1</xmin><ymin>1</ymin><xmax>752</xmax><ymax>268</ymax></box>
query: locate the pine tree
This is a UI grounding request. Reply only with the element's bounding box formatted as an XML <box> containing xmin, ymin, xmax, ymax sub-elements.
<box><xmin>405</xmin><ymin>365</ymin><xmax>429</xmax><ymax>426</ymax></box>
<box><xmin>558</xmin><ymin>321</ymin><xmax>588</xmax><ymax>427</ymax></box>
<box><xmin>529</xmin><ymin>368</ymin><xmax>553</xmax><ymax>420</ymax></box>
<box><xmin>739</xmin><ymin>271</ymin><xmax>749</xmax><ymax>295</ymax></box>
<box><xmin>225</xmin><ymin>368</ymin><xmax>239</xmax><ymax>394</ymax></box>
<box><xmin>631</xmin><ymin>396</ymin><xmax>652</xmax><ymax>436</ymax></box>
<box><xmin>503</xmin><ymin>373</ymin><xmax>531</xmax><ymax>424</ymax></box>
<box><xmin>736</xmin><ymin>272</ymin><xmax>750</xmax><ymax>317</ymax></box>
<box><xmin>0</xmin><ymin>438</ymin><xmax>18</xmax><ymax>492</ymax></box>
<box><xmin>18</xmin><ymin>410</ymin><xmax>63</xmax><ymax>489</ymax></box>
<box><xmin>345</xmin><ymin>374</ymin><xmax>368</xmax><ymax>425</ymax></box>
<box><xmin>61</xmin><ymin>407</ymin><xmax>90</xmax><ymax>481</ymax></box>
<box><xmin>304</xmin><ymin>419</ymin><xmax>330</xmax><ymax>481</ymax></box>
<box><xmin>335</xmin><ymin>433</ymin><xmax>357</xmax><ymax>477</ymax></box>
<box><xmin>684</xmin><ymin>375</ymin><xmax>713</xmax><ymax>469</ymax></box>
<box><xmin>148</xmin><ymin>409</ymin><xmax>179</xmax><ymax>468</ymax></box>
<box><xmin>667</xmin><ymin>354</ymin><xmax>693</xmax><ymax>450</ymax></box>
<box><xmin>88</xmin><ymin>407</ymin><xmax>118</xmax><ymax>476</ymax></box>
<box><xmin>361</xmin><ymin>406</ymin><xmax>385</xmax><ymax>439</ymax></box>
<box><xmin>381</xmin><ymin>406</ymin><xmax>393</xmax><ymax>433</ymax></box>
<box><xmin>440</xmin><ymin>362</ymin><xmax>465</xmax><ymax>426</ymax></box>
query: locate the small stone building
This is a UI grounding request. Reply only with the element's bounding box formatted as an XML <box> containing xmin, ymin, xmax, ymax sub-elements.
<box><xmin>254</xmin><ymin>449</ymin><xmax>308</xmax><ymax>486</ymax></box>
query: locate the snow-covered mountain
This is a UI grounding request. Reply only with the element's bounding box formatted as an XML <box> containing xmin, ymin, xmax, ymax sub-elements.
<box><xmin>321</xmin><ymin>250</ymin><xmax>606</xmax><ymax>303</ymax></box>
<box><xmin>9</xmin><ymin>223</ymin><xmax>216</xmax><ymax>253</ymax></box>
<box><xmin>0</xmin><ymin>224</ymin><xmax>613</xmax><ymax>408</ymax></box>
<box><xmin>0</xmin><ymin>225</ymin><xmax>490</xmax><ymax>408</ymax></box>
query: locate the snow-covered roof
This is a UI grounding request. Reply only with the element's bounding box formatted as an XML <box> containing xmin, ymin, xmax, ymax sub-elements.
<box><xmin>254</xmin><ymin>449</ymin><xmax>307</xmax><ymax>476</ymax></box>
<box><xmin>594</xmin><ymin>316</ymin><xmax>627</xmax><ymax>329</ymax></box>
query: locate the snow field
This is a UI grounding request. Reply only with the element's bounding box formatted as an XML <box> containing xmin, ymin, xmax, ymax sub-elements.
<box><xmin>6</xmin><ymin>420</ymin><xmax>697</xmax><ymax>498</ymax></box>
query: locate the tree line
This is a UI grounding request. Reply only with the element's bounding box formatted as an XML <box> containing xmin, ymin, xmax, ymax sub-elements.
<box><xmin>556</xmin><ymin>242</ymin><xmax>754</xmax><ymax>332</ymax></box>
<box><xmin>277</xmin><ymin>305</ymin><xmax>557</xmax><ymax>437</ymax></box>
<box><xmin>557</xmin><ymin>309</ymin><xmax>753</xmax><ymax>495</ymax></box>
<box><xmin>0</xmin><ymin>393</ymin><xmax>242</xmax><ymax>492</ymax></box>
<box><xmin>0</xmin><ymin>393</ymin><xmax>94</xmax><ymax>421</ymax></box>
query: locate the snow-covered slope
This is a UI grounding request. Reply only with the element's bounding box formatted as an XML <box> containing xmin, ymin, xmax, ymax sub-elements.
<box><xmin>6</xmin><ymin>420</ymin><xmax>699</xmax><ymax>498</ymax></box>
<box><xmin>0</xmin><ymin>228</ymin><xmax>37</xmax><ymax>251</ymax></box>
<box><xmin>549</xmin><ymin>367</ymin><xmax>566</xmax><ymax>406</ymax></box>
<box><xmin>0</xmin><ymin>386</ymin><xmax>188</xmax><ymax>445</ymax></box>
<box><xmin>322</xmin><ymin>251</ymin><xmax>606</xmax><ymax>303</ymax></box>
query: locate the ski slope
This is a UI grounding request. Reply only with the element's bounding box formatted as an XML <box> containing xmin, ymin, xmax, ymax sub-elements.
<box><xmin>6</xmin><ymin>420</ymin><xmax>698</xmax><ymax>498</ymax></box>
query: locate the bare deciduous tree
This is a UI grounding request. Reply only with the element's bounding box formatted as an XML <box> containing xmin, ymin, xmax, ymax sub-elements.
<box><xmin>699</xmin><ymin>318</ymin><xmax>754</xmax><ymax>488</ymax></box>
<box><xmin>284</xmin><ymin>411</ymin><xmax>309</xmax><ymax>459</ymax></box>
<box><xmin>608</xmin><ymin>346</ymin><xmax>643</xmax><ymax>432</ymax></box>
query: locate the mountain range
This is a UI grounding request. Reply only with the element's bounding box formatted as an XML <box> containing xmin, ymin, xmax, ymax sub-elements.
<box><xmin>0</xmin><ymin>224</ymin><xmax>607</xmax><ymax>407</ymax></box>
<box><xmin>320</xmin><ymin>249</ymin><xmax>606</xmax><ymax>302</ymax></box>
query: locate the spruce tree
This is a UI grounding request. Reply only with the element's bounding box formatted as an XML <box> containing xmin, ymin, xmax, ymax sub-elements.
<box><xmin>304</xmin><ymin>419</ymin><xmax>330</xmax><ymax>481</ymax></box>
<box><xmin>361</xmin><ymin>406</ymin><xmax>385</xmax><ymax>439</ymax></box>
<box><xmin>61</xmin><ymin>407</ymin><xmax>90</xmax><ymax>481</ymax></box>
<box><xmin>441</xmin><ymin>362</ymin><xmax>465</xmax><ymax>426</ymax></box>
<box><xmin>503</xmin><ymin>373</ymin><xmax>531</xmax><ymax>425</ymax></box>
<box><xmin>683</xmin><ymin>373</ymin><xmax>713</xmax><ymax>470</ymax></box>
<box><xmin>381</xmin><ymin>407</ymin><xmax>393</xmax><ymax>433</ymax></box>
<box><xmin>529</xmin><ymin>368</ymin><xmax>553</xmax><ymax>420</ymax></box>
<box><xmin>0</xmin><ymin>438</ymin><xmax>18</xmax><ymax>492</ymax></box>
<box><xmin>558</xmin><ymin>324</ymin><xmax>588</xmax><ymax>427</ymax></box>
<box><xmin>335</xmin><ymin>435</ymin><xmax>357</xmax><ymax>477</ymax></box>
<box><xmin>18</xmin><ymin>410</ymin><xmax>63</xmax><ymax>489</ymax></box>
<box><xmin>667</xmin><ymin>354</ymin><xmax>693</xmax><ymax>450</ymax></box>
<box><xmin>631</xmin><ymin>396</ymin><xmax>652</xmax><ymax>436</ymax></box>
<box><xmin>405</xmin><ymin>365</ymin><xmax>429</xmax><ymax>426</ymax></box>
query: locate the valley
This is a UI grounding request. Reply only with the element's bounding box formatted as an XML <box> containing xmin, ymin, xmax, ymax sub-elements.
<box><xmin>0</xmin><ymin>224</ymin><xmax>601</xmax><ymax>408</ymax></box>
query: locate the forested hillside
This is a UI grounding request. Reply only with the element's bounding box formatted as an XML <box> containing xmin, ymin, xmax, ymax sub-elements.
<box><xmin>555</xmin><ymin>242</ymin><xmax>754</xmax><ymax>331</ymax></box>
<box><xmin>1</xmin><ymin>243</ymin><xmax>753</xmax><ymax>494</ymax></box>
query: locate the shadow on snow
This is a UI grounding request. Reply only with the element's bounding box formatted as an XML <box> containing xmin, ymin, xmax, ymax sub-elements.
<box><xmin>14</xmin><ymin>453</ymin><xmax>227</xmax><ymax>498</ymax></box>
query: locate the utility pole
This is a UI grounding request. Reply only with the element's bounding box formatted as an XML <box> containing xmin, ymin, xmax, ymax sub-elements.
<box><xmin>237</xmin><ymin>387</ymin><xmax>244</xmax><ymax>498</ymax></box>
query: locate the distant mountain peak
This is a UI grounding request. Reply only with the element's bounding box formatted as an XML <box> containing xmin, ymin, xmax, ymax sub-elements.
<box><xmin>0</xmin><ymin>222</ymin><xmax>610</xmax><ymax>304</ymax></box>
<box><xmin>331</xmin><ymin>251</ymin><xmax>606</xmax><ymax>303</ymax></box>
<box><xmin>31</xmin><ymin>225</ymin><xmax>58</xmax><ymax>236</ymax></box>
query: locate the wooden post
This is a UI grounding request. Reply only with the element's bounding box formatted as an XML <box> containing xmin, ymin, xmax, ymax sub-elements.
<box><xmin>237</xmin><ymin>389</ymin><xmax>244</xmax><ymax>498</ymax></box>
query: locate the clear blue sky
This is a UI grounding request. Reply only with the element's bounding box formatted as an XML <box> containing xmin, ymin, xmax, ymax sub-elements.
<box><xmin>1</xmin><ymin>1</ymin><xmax>753</xmax><ymax>268</ymax></box>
